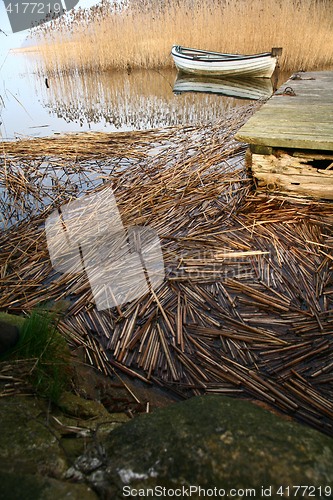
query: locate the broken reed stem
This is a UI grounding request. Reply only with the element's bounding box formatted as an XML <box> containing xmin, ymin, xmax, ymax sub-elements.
<box><xmin>1</xmin><ymin>105</ymin><xmax>333</xmax><ymax>435</ymax></box>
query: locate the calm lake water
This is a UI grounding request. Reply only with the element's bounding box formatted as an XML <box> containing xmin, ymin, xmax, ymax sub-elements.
<box><xmin>0</xmin><ymin>51</ymin><xmax>290</xmax><ymax>140</ymax></box>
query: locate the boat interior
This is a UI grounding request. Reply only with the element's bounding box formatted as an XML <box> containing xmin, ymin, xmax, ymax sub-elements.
<box><xmin>174</xmin><ymin>46</ymin><xmax>273</xmax><ymax>60</ymax></box>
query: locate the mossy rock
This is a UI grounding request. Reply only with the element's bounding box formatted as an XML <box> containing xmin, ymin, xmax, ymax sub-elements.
<box><xmin>0</xmin><ymin>395</ymin><xmax>66</xmax><ymax>477</ymax></box>
<box><xmin>55</xmin><ymin>393</ymin><xmax>129</xmax><ymax>436</ymax></box>
<box><xmin>0</xmin><ymin>470</ymin><xmax>98</xmax><ymax>500</ymax></box>
<box><xmin>58</xmin><ymin>392</ymin><xmax>112</xmax><ymax>420</ymax></box>
<box><xmin>0</xmin><ymin>390</ymin><xmax>129</xmax><ymax>480</ymax></box>
<box><xmin>0</xmin><ymin>312</ymin><xmax>26</xmax><ymax>330</ymax></box>
<box><xmin>80</xmin><ymin>395</ymin><xmax>333</xmax><ymax>499</ymax></box>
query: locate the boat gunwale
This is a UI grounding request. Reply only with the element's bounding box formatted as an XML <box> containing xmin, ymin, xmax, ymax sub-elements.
<box><xmin>171</xmin><ymin>45</ymin><xmax>275</xmax><ymax>63</ymax></box>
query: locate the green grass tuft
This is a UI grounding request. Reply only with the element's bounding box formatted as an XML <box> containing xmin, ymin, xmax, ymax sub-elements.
<box><xmin>0</xmin><ymin>308</ymin><xmax>72</xmax><ymax>403</ymax></box>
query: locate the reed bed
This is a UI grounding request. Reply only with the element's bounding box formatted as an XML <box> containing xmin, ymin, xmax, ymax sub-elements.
<box><xmin>1</xmin><ymin>104</ymin><xmax>333</xmax><ymax>436</ymax></box>
<box><xmin>32</xmin><ymin>0</ymin><xmax>333</xmax><ymax>75</ymax></box>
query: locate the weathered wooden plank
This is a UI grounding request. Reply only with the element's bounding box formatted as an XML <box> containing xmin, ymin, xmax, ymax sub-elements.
<box><xmin>245</xmin><ymin>112</ymin><xmax>333</xmax><ymax>123</ymax></box>
<box><xmin>235</xmin><ymin>71</ymin><xmax>333</xmax><ymax>150</ymax></box>
<box><xmin>248</xmin><ymin>150</ymin><xmax>333</xmax><ymax>200</ymax></box>
<box><xmin>294</xmin><ymin>151</ymin><xmax>333</xmax><ymax>160</ymax></box>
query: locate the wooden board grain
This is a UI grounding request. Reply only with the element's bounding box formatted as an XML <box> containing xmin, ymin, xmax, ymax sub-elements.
<box><xmin>249</xmin><ymin>150</ymin><xmax>333</xmax><ymax>200</ymax></box>
<box><xmin>235</xmin><ymin>71</ymin><xmax>333</xmax><ymax>150</ymax></box>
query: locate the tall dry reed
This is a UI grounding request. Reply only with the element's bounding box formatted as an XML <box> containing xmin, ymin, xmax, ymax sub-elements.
<box><xmin>33</xmin><ymin>0</ymin><xmax>333</xmax><ymax>74</ymax></box>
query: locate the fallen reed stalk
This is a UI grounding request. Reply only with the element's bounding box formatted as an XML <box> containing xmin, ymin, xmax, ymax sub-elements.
<box><xmin>1</xmin><ymin>103</ymin><xmax>333</xmax><ymax>435</ymax></box>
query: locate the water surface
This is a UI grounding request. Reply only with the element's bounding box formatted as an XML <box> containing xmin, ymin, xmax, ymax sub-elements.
<box><xmin>0</xmin><ymin>51</ymin><xmax>290</xmax><ymax>140</ymax></box>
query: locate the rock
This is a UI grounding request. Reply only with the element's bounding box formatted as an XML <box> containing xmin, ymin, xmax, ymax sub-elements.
<box><xmin>0</xmin><ymin>396</ymin><xmax>66</xmax><ymax>477</ymax></box>
<box><xmin>58</xmin><ymin>392</ymin><xmax>113</xmax><ymax>420</ymax></box>
<box><xmin>76</xmin><ymin>395</ymin><xmax>333</xmax><ymax>499</ymax></box>
<box><xmin>0</xmin><ymin>320</ymin><xmax>20</xmax><ymax>355</ymax></box>
<box><xmin>0</xmin><ymin>312</ymin><xmax>136</xmax><ymax>497</ymax></box>
<box><xmin>0</xmin><ymin>470</ymin><xmax>99</xmax><ymax>500</ymax></box>
<box><xmin>48</xmin><ymin>299</ymin><xmax>72</xmax><ymax>312</ymax></box>
<box><xmin>0</xmin><ymin>312</ymin><xmax>26</xmax><ymax>330</ymax></box>
<box><xmin>0</xmin><ymin>390</ymin><xmax>128</xmax><ymax>481</ymax></box>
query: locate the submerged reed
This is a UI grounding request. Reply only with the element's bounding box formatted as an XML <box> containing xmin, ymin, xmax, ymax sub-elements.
<box><xmin>32</xmin><ymin>0</ymin><xmax>333</xmax><ymax>75</ymax></box>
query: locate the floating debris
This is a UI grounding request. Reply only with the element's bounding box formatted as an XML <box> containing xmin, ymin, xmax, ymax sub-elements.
<box><xmin>1</xmin><ymin>103</ymin><xmax>333</xmax><ymax>436</ymax></box>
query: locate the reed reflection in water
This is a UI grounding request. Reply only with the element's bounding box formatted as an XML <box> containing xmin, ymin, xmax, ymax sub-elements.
<box><xmin>34</xmin><ymin>67</ymin><xmax>276</xmax><ymax>130</ymax></box>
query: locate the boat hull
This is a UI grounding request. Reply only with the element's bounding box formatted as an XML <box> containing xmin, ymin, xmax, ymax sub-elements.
<box><xmin>171</xmin><ymin>46</ymin><xmax>277</xmax><ymax>78</ymax></box>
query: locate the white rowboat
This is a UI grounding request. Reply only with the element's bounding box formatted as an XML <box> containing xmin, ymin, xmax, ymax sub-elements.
<box><xmin>171</xmin><ymin>45</ymin><xmax>281</xmax><ymax>79</ymax></box>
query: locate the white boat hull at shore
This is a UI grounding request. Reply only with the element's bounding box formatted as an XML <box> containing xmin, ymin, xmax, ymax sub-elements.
<box><xmin>171</xmin><ymin>46</ymin><xmax>279</xmax><ymax>79</ymax></box>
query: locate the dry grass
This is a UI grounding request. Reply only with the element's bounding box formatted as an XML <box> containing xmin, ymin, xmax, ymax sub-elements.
<box><xmin>33</xmin><ymin>0</ymin><xmax>333</xmax><ymax>75</ymax></box>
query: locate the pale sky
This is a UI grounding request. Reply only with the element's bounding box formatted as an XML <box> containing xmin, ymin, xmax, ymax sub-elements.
<box><xmin>0</xmin><ymin>0</ymin><xmax>101</xmax><ymax>56</ymax></box>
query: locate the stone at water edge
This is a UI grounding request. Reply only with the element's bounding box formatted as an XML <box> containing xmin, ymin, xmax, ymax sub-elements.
<box><xmin>0</xmin><ymin>320</ymin><xmax>20</xmax><ymax>355</ymax></box>
<box><xmin>76</xmin><ymin>395</ymin><xmax>333</xmax><ymax>499</ymax></box>
<box><xmin>0</xmin><ymin>470</ymin><xmax>99</xmax><ymax>500</ymax></box>
<box><xmin>0</xmin><ymin>312</ymin><xmax>26</xmax><ymax>330</ymax></box>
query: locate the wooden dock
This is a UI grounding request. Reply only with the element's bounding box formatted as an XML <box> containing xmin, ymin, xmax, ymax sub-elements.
<box><xmin>235</xmin><ymin>71</ymin><xmax>333</xmax><ymax>199</ymax></box>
